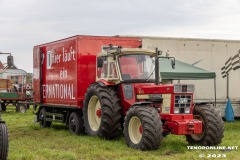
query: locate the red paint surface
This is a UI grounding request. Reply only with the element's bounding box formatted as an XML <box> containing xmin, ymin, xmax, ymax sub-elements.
<box><xmin>139</xmin><ymin>125</ymin><xmax>143</xmax><ymax>134</ymax></box>
<box><xmin>96</xmin><ymin>109</ymin><xmax>102</xmax><ymax>118</ymax></box>
<box><xmin>165</xmin><ymin>119</ymin><xmax>202</xmax><ymax>135</ymax></box>
<box><xmin>33</xmin><ymin>35</ymin><xmax>141</xmax><ymax>108</ymax></box>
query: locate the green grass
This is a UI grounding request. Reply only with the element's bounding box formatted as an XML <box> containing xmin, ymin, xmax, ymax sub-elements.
<box><xmin>2</xmin><ymin>106</ymin><xmax>240</xmax><ymax>160</ymax></box>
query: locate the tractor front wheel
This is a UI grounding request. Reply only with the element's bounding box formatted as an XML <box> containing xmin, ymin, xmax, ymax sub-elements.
<box><xmin>186</xmin><ymin>105</ymin><xmax>224</xmax><ymax>145</ymax></box>
<box><xmin>83</xmin><ymin>83</ymin><xmax>121</xmax><ymax>139</ymax></box>
<box><xmin>124</xmin><ymin>106</ymin><xmax>163</xmax><ymax>150</ymax></box>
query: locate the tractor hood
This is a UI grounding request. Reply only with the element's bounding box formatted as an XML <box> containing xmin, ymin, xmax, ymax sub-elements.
<box><xmin>135</xmin><ymin>84</ymin><xmax>174</xmax><ymax>95</ymax></box>
<box><xmin>134</xmin><ymin>83</ymin><xmax>194</xmax><ymax>95</ymax></box>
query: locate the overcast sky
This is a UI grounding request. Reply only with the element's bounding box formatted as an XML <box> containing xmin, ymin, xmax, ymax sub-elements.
<box><xmin>1</xmin><ymin>0</ymin><xmax>240</xmax><ymax>72</ymax></box>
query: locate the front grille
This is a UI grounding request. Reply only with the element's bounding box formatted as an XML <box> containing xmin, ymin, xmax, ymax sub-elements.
<box><xmin>174</xmin><ymin>95</ymin><xmax>192</xmax><ymax>114</ymax></box>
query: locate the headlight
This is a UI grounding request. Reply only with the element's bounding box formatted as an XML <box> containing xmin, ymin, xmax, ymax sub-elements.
<box><xmin>185</xmin><ymin>107</ymin><xmax>190</xmax><ymax>114</ymax></box>
<box><xmin>174</xmin><ymin>85</ymin><xmax>195</xmax><ymax>93</ymax></box>
<box><xmin>174</xmin><ymin>108</ymin><xmax>179</xmax><ymax>114</ymax></box>
<box><xmin>174</xmin><ymin>85</ymin><xmax>181</xmax><ymax>92</ymax></box>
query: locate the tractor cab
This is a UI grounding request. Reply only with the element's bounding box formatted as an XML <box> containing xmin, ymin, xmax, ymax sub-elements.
<box><xmin>95</xmin><ymin>47</ymin><xmax>202</xmax><ymax>133</ymax></box>
<box><xmin>96</xmin><ymin>47</ymin><xmax>162</xmax><ymax>84</ymax></box>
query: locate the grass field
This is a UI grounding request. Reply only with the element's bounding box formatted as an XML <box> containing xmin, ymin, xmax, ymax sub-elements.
<box><xmin>2</xmin><ymin>106</ymin><xmax>240</xmax><ymax>160</ymax></box>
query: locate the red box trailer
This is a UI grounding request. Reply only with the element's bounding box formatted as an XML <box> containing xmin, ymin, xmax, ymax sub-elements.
<box><xmin>33</xmin><ymin>35</ymin><xmax>141</xmax><ymax>107</ymax></box>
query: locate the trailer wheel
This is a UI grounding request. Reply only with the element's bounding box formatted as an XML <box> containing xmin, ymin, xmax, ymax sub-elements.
<box><xmin>69</xmin><ymin>112</ymin><xmax>85</xmax><ymax>135</ymax></box>
<box><xmin>186</xmin><ymin>105</ymin><xmax>224</xmax><ymax>145</ymax></box>
<box><xmin>39</xmin><ymin>108</ymin><xmax>51</xmax><ymax>128</ymax></box>
<box><xmin>83</xmin><ymin>83</ymin><xmax>121</xmax><ymax>139</ymax></box>
<box><xmin>0</xmin><ymin>103</ymin><xmax>6</xmax><ymax>112</ymax></box>
<box><xmin>16</xmin><ymin>104</ymin><xmax>27</xmax><ymax>113</ymax></box>
<box><xmin>0</xmin><ymin>123</ymin><xmax>9</xmax><ymax>160</ymax></box>
<box><xmin>124</xmin><ymin>105</ymin><xmax>163</xmax><ymax>150</ymax></box>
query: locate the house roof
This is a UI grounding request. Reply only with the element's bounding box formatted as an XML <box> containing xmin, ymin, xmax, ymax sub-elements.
<box><xmin>0</xmin><ymin>68</ymin><xmax>27</xmax><ymax>76</ymax></box>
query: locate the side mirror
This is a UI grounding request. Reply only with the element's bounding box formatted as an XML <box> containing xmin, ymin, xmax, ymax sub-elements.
<box><xmin>97</xmin><ymin>58</ymin><xmax>103</xmax><ymax>68</ymax></box>
<box><xmin>171</xmin><ymin>59</ymin><xmax>175</xmax><ymax>69</ymax></box>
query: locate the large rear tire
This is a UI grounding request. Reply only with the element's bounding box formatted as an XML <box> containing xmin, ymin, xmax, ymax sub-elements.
<box><xmin>0</xmin><ymin>123</ymin><xmax>9</xmax><ymax>160</ymax></box>
<box><xmin>68</xmin><ymin>112</ymin><xmax>85</xmax><ymax>135</ymax></box>
<box><xmin>124</xmin><ymin>105</ymin><xmax>163</xmax><ymax>150</ymax></box>
<box><xmin>186</xmin><ymin>105</ymin><xmax>224</xmax><ymax>145</ymax></box>
<box><xmin>83</xmin><ymin>83</ymin><xmax>121</xmax><ymax>139</ymax></box>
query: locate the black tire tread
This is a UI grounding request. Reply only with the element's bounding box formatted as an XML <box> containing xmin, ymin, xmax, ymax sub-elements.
<box><xmin>124</xmin><ymin>106</ymin><xmax>163</xmax><ymax>150</ymax></box>
<box><xmin>186</xmin><ymin>105</ymin><xmax>224</xmax><ymax>145</ymax></box>
<box><xmin>83</xmin><ymin>83</ymin><xmax>121</xmax><ymax>140</ymax></box>
<box><xmin>69</xmin><ymin>112</ymin><xmax>85</xmax><ymax>135</ymax></box>
<box><xmin>39</xmin><ymin>108</ymin><xmax>52</xmax><ymax>128</ymax></box>
<box><xmin>0</xmin><ymin>123</ymin><xmax>9</xmax><ymax>160</ymax></box>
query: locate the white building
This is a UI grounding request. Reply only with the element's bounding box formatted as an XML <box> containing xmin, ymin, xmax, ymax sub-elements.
<box><xmin>139</xmin><ymin>36</ymin><xmax>240</xmax><ymax>117</ymax></box>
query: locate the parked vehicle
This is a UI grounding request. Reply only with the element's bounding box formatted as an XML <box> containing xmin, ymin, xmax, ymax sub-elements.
<box><xmin>33</xmin><ymin>35</ymin><xmax>224</xmax><ymax>150</ymax></box>
<box><xmin>0</xmin><ymin>53</ymin><xmax>33</xmax><ymax>113</ymax></box>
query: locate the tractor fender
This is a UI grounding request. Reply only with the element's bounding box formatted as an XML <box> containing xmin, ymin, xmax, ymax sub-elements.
<box><xmin>96</xmin><ymin>79</ymin><xmax>116</xmax><ymax>87</ymax></box>
<box><xmin>129</xmin><ymin>102</ymin><xmax>154</xmax><ymax>109</ymax></box>
<box><xmin>193</xmin><ymin>102</ymin><xmax>214</xmax><ymax>108</ymax></box>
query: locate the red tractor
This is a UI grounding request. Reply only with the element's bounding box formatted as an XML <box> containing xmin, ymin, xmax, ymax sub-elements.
<box><xmin>33</xmin><ymin>36</ymin><xmax>224</xmax><ymax>150</ymax></box>
<box><xmin>82</xmin><ymin>47</ymin><xmax>224</xmax><ymax>150</ymax></box>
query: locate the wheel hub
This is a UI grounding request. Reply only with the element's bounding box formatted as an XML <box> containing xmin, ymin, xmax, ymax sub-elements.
<box><xmin>70</xmin><ymin>119</ymin><xmax>76</xmax><ymax>131</ymax></box>
<box><xmin>20</xmin><ymin>106</ymin><xmax>26</xmax><ymax>113</ymax></box>
<box><xmin>88</xmin><ymin>96</ymin><xmax>102</xmax><ymax>131</ymax></box>
<box><xmin>96</xmin><ymin>109</ymin><xmax>102</xmax><ymax>118</ymax></box>
<box><xmin>129</xmin><ymin>116</ymin><xmax>142</xmax><ymax>144</ymax></box>
<box><xmin>139</xmin><ymin>125</ymin><xmax>143</xmax><ymax>134</ymax></box>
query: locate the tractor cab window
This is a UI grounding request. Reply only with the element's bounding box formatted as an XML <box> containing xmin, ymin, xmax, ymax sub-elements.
<box><xmin>97</xmin><ymin>56</ymin><xmax>119</xmax><ymax>80</ymax></box>
<box><xmin>109</xmin><ymin>62</ymin><xmax>118</xmax><ymax>78</ymax></box>
<box><xmin>118</xmin><ymin>54</ymin><xmax>155</xmax><ymax>81</ymax></box>
<box><xmin>97</xmin><ymin>57</ymin><xmax>108</xmax><ymax>79</ymax></box>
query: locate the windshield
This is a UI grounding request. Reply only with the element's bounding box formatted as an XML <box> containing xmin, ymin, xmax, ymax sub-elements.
<box><xmin>118</xmin><ymin>54</ymin><xmax>155</xmax><ymax>81</ymax></box>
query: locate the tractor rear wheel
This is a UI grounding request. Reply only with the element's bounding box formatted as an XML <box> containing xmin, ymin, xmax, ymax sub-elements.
<box><xmin>38</xmin><ymin>108</ymin><xmax>52</xmax><ymax>128</ymax></box>
<box><xmin>0</xmin><ymin>123</ymin><xmax>9</xmax><ymax>160</ymax></box>
<box><xmin>68</xmin><ymin>112</ymin><xmax>85</xmax><ymax>135</ymax></box>
<box><xmin>124</xmin><ymin>105</ymin><xmax>163</xmax><ymax>150</ymax></box>
<box><xmin>186</xmin><ymin>105</ymin><xmax>224</xmax><ymax>145</ymax></box>
<box><xmin>83</xmin><ymin>83</ymin><xmax>121</xmax><ymax>139</ymax></box>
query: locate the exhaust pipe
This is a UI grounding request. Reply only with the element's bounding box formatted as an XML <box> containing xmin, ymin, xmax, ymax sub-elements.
<box><xmin>155</xmin><ymin>48</ymin><xmax>160</xmax><ymax>85</ymax></box>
